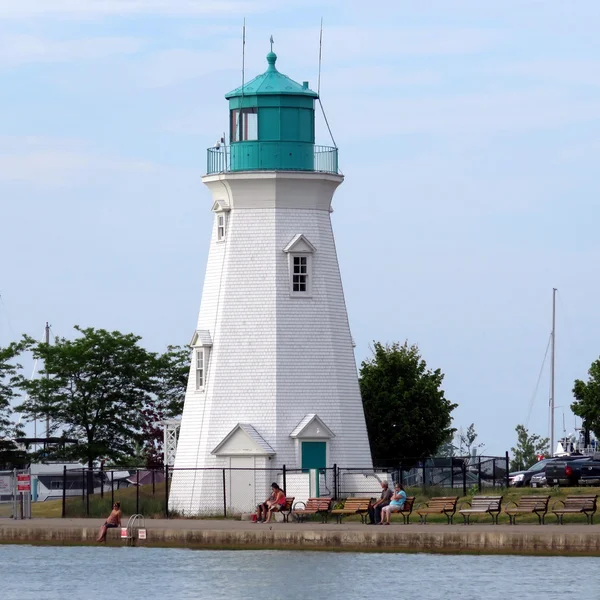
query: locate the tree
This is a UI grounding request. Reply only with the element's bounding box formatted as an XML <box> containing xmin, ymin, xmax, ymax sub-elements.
<box><xmin>510</xmin><ymin>424</ymin><xmax>549</xmax><ymax>472</ymax></box>
<box><xmin>572</xmin><ymin>358</ymin><xmax>600</xmax><ymax>444</ymax></box>
<box><xmin>359</xmin><ymin>341</ymin><xmax>457</xmax><ymax>465</ymax></box>
<box><xmin>0</xmin><ymin>341</ymin><xmax>26</xmax><ymax>467</ymax></box>
<box><xmin>16</xmin><ymin>326</ymin><xmax>175</xmax><ymax>476</ymax></box>
<box><xmin>138</xmin><ymin>345</ymin><xmax>190</xmax><ymax>467</ymax></box>
<box><xmin>458</xmin><ymin>423</ymin><xmax>484</xmax><ymax>457</ymax></box>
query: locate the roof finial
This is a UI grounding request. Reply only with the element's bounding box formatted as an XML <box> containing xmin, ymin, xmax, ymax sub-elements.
<box><xmin>270</xmin><ymin>35</ymin><xmax>274</xmax><ymax>52</ymax></box>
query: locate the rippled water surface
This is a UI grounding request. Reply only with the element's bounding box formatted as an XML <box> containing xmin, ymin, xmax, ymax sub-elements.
<box><xmin>1</xmin><ymin>545</ymin><xmax>600</xmax><ymax>599</ymax></box>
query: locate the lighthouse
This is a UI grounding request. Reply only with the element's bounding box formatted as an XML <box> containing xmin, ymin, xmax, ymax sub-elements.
<box><xmin>169</xmin><ymin>48</ymin><xmax>373</xmax><ymax>516</ymax></box>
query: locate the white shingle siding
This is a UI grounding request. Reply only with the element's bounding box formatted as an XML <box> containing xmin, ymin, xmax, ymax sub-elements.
<box><xmin>170</xmin><ymin>171</ymin><xmax>373</xmax><ymax>515</ymax></box>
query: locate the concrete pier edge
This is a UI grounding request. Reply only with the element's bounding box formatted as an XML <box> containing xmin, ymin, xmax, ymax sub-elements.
<box><xmin>2</xmin><ymin>520</ymin><xmax>600</xmax><ymax>556</ymax></box>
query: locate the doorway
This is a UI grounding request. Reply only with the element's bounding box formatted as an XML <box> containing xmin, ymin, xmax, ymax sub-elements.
<box><xmin>229</xmin><ymin>456</ymin><xmax>255</xmax><ymax>513</ymax></box>
<box><xmin>301</xmin><ymin>441</ymin><xmax>326</xmax><ymax>470</ymax></box>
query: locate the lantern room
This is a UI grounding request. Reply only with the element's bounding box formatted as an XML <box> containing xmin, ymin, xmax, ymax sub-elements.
<box><xmin>206</xmin><ymin>50</ymin><xmax>338</xmax><ymax>175</ymax></box>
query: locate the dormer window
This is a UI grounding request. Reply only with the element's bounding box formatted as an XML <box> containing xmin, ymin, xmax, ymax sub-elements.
<box><xmin>217</xmin><ymin>214</ymin><xmax>226</xmax><ymax>241</ymax></box>
<box><xmin>231</xmin><ymin>107</ymin><xmax>258</xmax><ymax>141</ymax></box>
<box><xmin>283</xmin><ymin>234</ymin><xmax>316</xmax><ymax>298</ymax></box>
<box><xmin>195</xmin><ymin>349</ymin><xmax>204</xmax><ymax>389</ymax></box>
<box><xmin>189</xmin><ymin>329</ymin><xmax>213</xmax><ymax>392</ymax></box>
<box><xmin>292</xmin><ymin>256</ymin><xmax>308</xmax><ymax>292</ymax></box>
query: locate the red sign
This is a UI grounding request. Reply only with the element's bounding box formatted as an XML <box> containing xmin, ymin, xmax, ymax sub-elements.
<box><xmin>17</xmin><ymin>474</ymin><xmax>30</xmax><ymax>492</ymax></box>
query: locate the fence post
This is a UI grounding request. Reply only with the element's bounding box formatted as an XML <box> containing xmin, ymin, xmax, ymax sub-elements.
<box><xmin>333</xmin><ymin>464</ymin><xmax>337</xmax><ymax>500</ymax></box>
<box><xmin>86</xmin><ymin>469</ymin><xmax>90</xmax><ymax>517</ymax></box>
<box><xmin>100</xmin><ymin>462</ymin><xmax>104</xmax><ymax>499</ymax></box>
<box><xmin>81</xmin><ymin>469</ymin><xmax>85</xmax><ymax>503</ymax></box>
<box><xmin>399</xmin><ymin>466</ymin><xmax>403</xmax><ymax>486</ymax></box>
<box><xmin>164</xmin><ymin>465</ymin><xmax>169</xmax><ymax>519</ymax></box>
<box><xmin>462</xmin><ymin>461</ymin><xmax>467</xmax><ymax>496</ymax></box>
<box><xmin>111</xmin><ymin>470</ymin><xmax>114</xmax><ymax>507</ymax></box>
<box><xmin>450</xmin><ymin>460</ymin><xmax>454</xmax><ymax>489</ymax></box>
<box><xmin>222</xmin><ymin>469</ymin><xmax>227</xmax><ymax>518</ymax></box>
<box><xmin>505</xmin><ymin>451</ymin><xmax>510</xmax><ymax>488</ymax></box>
<box><xmin>136</xmin><ymin>469</ymin><xmax>140</xmax><ymax>515</ymax></box>
<box><xmin>477</xmin><ymin>457</ymin><xmax>482</xmax><ymax>492</ymax></box>
<box><xmin>62</xmin><ymin>465</ymin><xmax>67</xmax><ymax>518</ymax></box>
<box><xmin>492</xmin><ymin>458</ymin><xmax>497</xmax><ymax>488</ymax></box>
<box><xmin>422</xmin><ymin>463</ymin><xmax>427</xmax><ymax>492</ymax></box>
<box><xmin>282</xmin><ymin>464</ymin><xmax>287</xmax><ymax>495</ymax></box>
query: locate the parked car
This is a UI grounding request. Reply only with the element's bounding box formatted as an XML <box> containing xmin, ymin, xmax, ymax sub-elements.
<box><xmin>509</xmin><ymin>458</ymin><xmax>557</xmax><ymax>487</ymax></box>
<box><xmin>509</xmin><ymin>457</ymin><xmax>586</xmax><ymax>487</ymax></box>
<box><xmin>530</xmin><ymin>472</ymin><xmax>547</xmax><ymax>488</ymax></box>
<box><xmin>579</xmin><ymin>454</ymin><xmax>600</xmax><ymax>485</ymax></box>
<box><xmin>545</xmin><ymin>454</ymin><xmax>599</xmax><ymax>486</ymax></box>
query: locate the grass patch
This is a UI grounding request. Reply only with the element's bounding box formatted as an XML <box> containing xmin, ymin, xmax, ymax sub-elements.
<box><xmin>33</xmin><ymin>482</ymin><xmax>169</xmax><ymax>519</ymax></box>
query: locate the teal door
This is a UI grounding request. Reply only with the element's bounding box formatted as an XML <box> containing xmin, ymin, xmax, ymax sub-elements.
<box><xmin>301</xmin><ymin>441</ymin><xmax>326</xmax><ymax>470</ymax></box>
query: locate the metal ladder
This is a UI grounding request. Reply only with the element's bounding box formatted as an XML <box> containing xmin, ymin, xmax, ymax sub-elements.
<box><xmin>123</xmin><ymin>514</ymin><xmax>146</xmax><ymax>546</ymax></box>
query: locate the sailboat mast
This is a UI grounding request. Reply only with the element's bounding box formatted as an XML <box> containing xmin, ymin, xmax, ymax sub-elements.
<box><xmin>550</xmin><ymin>288</ymin><xmax>557</xmax><ymax>456</ymax></box>
<box><xmin>45</xmin><ymin>321</ymin><xmax>50</xmax><ymax>439</ymax></box>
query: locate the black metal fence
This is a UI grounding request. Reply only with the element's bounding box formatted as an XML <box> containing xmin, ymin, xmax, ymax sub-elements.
<box><xmin>47</xmin><ymin>454</ymin><xmax>508</xmax><ymax>519</ymax></box>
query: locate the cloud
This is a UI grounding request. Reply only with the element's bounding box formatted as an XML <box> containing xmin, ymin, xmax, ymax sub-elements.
<box><xmin>496</xmin><ymin>60</ymin><xmax>600</xmax><ymax>87</ymax></box>
<box><xmin>0</xmin><ymin>0</ymin><xmax>276</xmax><ymax>19</ymax></box>
<box><xmin>324</xmin><ymin>88</ymin><xmax>600</xmax><ymax>138</ymax></box>
<box><xmin>0</xmin><ymin>34</ymin><xmax>143</xmax><ymax>65</ymax></box>
<box><xmin>0</xmin><ymin>137</ymin><xmax>157</xmax><ymax>187</ymax></box>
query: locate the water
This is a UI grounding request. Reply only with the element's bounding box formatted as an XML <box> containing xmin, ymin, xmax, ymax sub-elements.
<box><xmin>1</xmin><ymin>545</ymin><xmax>599</xmax><ymax>599</ymax></box>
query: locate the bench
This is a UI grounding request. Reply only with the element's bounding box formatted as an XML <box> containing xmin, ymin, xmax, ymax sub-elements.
<box><xmin>274</xmin><ymin>496</ymin><xmax>295</xmax><ymax>523</ymax></box>
<box><xmin>416</xmin><ymin>496</ymin><xmax>458</xmax><ymax>524</ymax></box>
<box><xmin>292</xmin><ymin>497</ymin><xmax>332</xmax><ymax>523</ymax></box>
<box><xmin>505</xmin><ymin>495</ymin><xmax>550</xmax><ymax>525</ymax></box>
<box><xmin>551</xmin><ymin>495</ymin><xmax>597</xmax><ymax>525</ymax></box>
<box><xmin>391</xmin><ymin>496</ymin><xmax>415</xmax><ymax>524</ymax></box>
<box><xmin>459</xmin><ymin>496</ymin><xmax>503</xmax><ymax>525</ymax></box>
<box><xmin>330</xmin><ymin>497</ymin><xmax>372</xmax><ymax>524</ymax></box>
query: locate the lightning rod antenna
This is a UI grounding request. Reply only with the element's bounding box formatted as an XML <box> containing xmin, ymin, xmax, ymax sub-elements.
<box><xmin>318</xmin><ymin>17</ymin><xmax>323</xmax><ymax>96</ymax></box>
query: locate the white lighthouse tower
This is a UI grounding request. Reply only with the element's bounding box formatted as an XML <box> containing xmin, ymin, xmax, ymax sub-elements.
<box><xmin>169</xmin><ymin>49</ymin><xmax>373</xmax><ymax>515</ymax></box>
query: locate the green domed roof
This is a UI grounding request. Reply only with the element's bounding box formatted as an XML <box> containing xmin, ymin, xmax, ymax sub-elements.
<box><xmin>225</xmin><ymin>52</ymin><xmax>318</xmax><ymax>99</ymax></box>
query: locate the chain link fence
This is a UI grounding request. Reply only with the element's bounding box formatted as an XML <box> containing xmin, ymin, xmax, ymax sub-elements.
<box><xmin>47</xmin><ymin>454</ymin><xmax>508</xmax><ymax>518</ymax></box>
<box><xmin>340</xmin><ymin>455</ymin><xmax>509</xmax><ymax>498</ymax></box>
<box><xmin>0</xmin><ymin>468</ymin><xmax>32</xmax><ymax>519</ymax></box>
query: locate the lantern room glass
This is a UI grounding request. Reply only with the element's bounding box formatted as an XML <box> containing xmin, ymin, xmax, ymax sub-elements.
<box><xmin>231</xmin><ymin>108</ymin><xmax>258</xmax><ymax>142</ymax></box>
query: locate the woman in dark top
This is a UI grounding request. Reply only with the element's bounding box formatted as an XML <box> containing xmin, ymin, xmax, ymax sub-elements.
<box><xmin>256</xmin><ymin>482</ymin><xmax>285</xmax><ymax>523</ymax></box>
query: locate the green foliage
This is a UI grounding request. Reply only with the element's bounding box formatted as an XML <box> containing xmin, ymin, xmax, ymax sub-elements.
<box><xmin>359</xmin><ymin>341</ymin><xmax>457</xmax><ymax>465</ymax></box>
<box><xmin>15</xmin><ymin>326</ymin><xmax>186</xmax><ymax>471</ymax></box>
<box><xmin>572</xmin><ymin>358</ymin><xmax>600</xmax><ymax>440</ymax></box>
<box><xmin>0</xmin><ymin>341</ymin><xmax>26</xmax><ymax>467</ymax></box>
<box><xmin>510</xmin><ymin>424</ymin><xmax>549</xmax><ymax>472</ymax></box>
<box><xmin>459</xmin><ymin>423</ymin><xmax>484</xmax><ymax>456</ymax></box>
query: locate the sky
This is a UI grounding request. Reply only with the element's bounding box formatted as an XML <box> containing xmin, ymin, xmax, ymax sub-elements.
<box><xmin>1</xmin><ymin>0</ymin><xmax>600</xmax><ymax>457</ymax></box>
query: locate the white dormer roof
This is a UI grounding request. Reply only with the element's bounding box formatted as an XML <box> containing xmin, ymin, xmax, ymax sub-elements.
<box><xmin>283</xmin><ymin>234</ymin><xmax>316</xmax><ymax>254</ymax></box>
<box><xmin>189</xmin><ymin>329</ymin><xmax>213</xmax><ymax>347</ymax></box>
<box><xmin>211</xmin><ymin>199</ymin><xmax>231</xmax><ymax>212</ymax></box>
<box><xmin>290</xmin><ymin>414</ymin><xmax>335</xmax><ymax>439</ymax></box>
<box><xmin>212</xmin><ymin>423</ymin><xmax>276</xmax><ymax>456</ymax></box>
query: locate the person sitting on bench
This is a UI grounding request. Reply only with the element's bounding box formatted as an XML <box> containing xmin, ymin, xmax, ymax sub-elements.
<box><xmin>381</xmin><ymin>483</ymin><xmax>406</xmax><ymax>525</ymax></box>
<box><xmin>256</xmin><ymin>483</ymin><xmax>285</xmax><ymax>523</ymax></box>
<box><xmin>368</xmin><ymin>480</ymin><xmax>392</xmax><ymax>524</ymax></box>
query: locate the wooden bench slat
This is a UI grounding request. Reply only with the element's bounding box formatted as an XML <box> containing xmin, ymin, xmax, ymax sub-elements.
<box><xmin>416</xmin><ymin>496</ymin><xmax>458</xmax><ymax>524</ymax></box>
<box><xmin>292</xmin><ymin>498</ymin><xmax>333</xmax><ymax>523</ymax></box>
<box><xmin>551</xmin><ymin>495</ymin><xmax>597</xmax><ymax>524</ymax></box>
<box><xmin>505</xmin><ymin>495</ymin><xmax>550</xmax><ymax>525</ymax></box>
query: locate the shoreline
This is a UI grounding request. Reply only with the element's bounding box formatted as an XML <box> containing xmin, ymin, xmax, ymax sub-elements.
<box><xmin>2</xmin><ymin>518</ymin><xmax>600</xmax><ymax>556</ymax></box>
